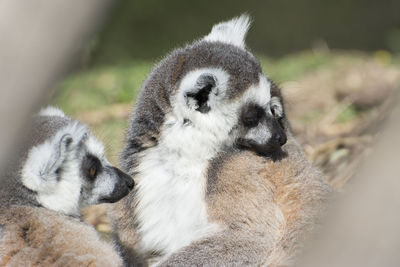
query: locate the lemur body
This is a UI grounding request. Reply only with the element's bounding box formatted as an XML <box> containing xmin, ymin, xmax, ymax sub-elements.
<box><xmin>0</xmin><ymin>107</ymin><xmax>134</xmax><ymax>267</ymax></box>
<box><xmin>160</xmin><ymin>133</ymin><xmax>330</xmax><ymax>266</ymax></box>
<box><xmin>110</xmin><ymin>16</ymin><xmax>330</xmax><ymax>266</ymax></box>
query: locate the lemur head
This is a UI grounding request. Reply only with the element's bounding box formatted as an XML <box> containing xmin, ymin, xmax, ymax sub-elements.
<box><xmin>124</xmin><ymin>15</ymin><xmax>287</xmax><ymax>169</ymax></box>
<box><xmin>19</xmin><ymin>107</ymin><xmax>134</xmax><ymax>216</ymax></box>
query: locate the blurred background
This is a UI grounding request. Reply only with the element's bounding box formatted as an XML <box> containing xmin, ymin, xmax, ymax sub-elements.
<box><xmin>90</xmin><ymin>0</ymin><xmax>400</xmax><ymax>64</ymax></box>
<box><xmin>42</xmin><ymin>0</ymin><xmax>400</xmax><ymax>233</ymax></box>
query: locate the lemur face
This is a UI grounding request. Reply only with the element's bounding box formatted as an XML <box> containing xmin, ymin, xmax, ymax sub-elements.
<box><xmin>173</xmin><ymin>53</ymin><xmax>287</xmax><ymax>156</ymax></box>
<box><xmin>78</xmin><ymin>134</ymin><xmax>135</xmax><ymax>206</ymax></box>
<box><xmin>21</xmin><ymin>108</ymin><xmax>134</xmax><ymax>216</ymax></box>
<box><xmin>237</xmin><ymin>95</ymin><xmax>287</xmax><ymax>155</ymax></box>
<box><xmin>126</xmin><ymin>15</ymin><xmax>287</xmax><ymax>160</ymax></box>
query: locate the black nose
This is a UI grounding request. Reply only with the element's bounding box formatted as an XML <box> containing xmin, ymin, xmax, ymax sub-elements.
<box><xmin>98</xmin><ymin>167</ymin><xmax>135</xmax><ymax>204</ymax></box>
<box><xmin>273</xmin><ymin>131</ymin><xmax>287</xmax><ymax>146</ymax></box>
<box><xmin>114</xmin><ymin>167</ymin><xmax>135</xmax><ymax>190</ymax></box>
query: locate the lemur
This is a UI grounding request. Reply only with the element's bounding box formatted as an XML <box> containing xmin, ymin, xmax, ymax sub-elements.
<box><xmin>0</xmin><ymin>107</ymin><xmax>134</xmax><ymax>267</ymax></box>
<box><xmin>110</xmin><ymin>16</ymin><xmax>331</xmax><ymax>266</ymax></box>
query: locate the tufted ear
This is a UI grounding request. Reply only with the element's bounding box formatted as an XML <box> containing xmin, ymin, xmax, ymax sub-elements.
<box><xmin>38</xmin><ymin>106</ymin><xmax>66</xmax><ymax>117</ymax></box>
<box><xmin>184</xmin><ymin>73</ymin><xmax>217</xmax><ymax>113</ymax></box>
<box><xmin>43</xmin><ymin>134</ymin><xmax>73</xmax><ymax>177</ymax></box>
<box><xmin>21</xmin><ymin>122</ymin><xmax>88</xmax><ymax>192</ymax></box>
<box><xmin>203</xmin><ymin>14</ymin><xmax>251</xmax><ymax>48</ymax></box>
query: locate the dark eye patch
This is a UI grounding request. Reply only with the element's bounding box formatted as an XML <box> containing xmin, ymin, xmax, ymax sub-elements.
<box><xmin>81</xmin><ymin>154</ymin><xmax>103</xmax><ymax>181</ymax></box>
<box><xmin>242</xmin><ymin>104</ymin><xmax>265</xmax><ymax>128</ymax></box>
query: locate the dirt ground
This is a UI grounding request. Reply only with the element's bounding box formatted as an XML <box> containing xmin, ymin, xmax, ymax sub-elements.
<box><xmin>80</xmin><ymin>54</ymin><xmax>400</xmax><ymax>236</ymax></box>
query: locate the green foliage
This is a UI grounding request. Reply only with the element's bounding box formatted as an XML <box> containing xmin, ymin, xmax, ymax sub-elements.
<box><xmin>300</xmin><ymin>110</ymin><xmax>325</xmax><ymax>125</ymax></box>
<box><xmin>53</xmin><ymin>51</ymin><xmax>334</xmax><ymax>116</ymax></box>
<box><xmin>336</xmin><ymin>105</ymin><xmax>359</xmax><ymax>124</ymax></box>
<box><xmin>52</xmin><ymin>62</ymin><xmax>151</xmax><ymax>115</ymax></box>
<box><xmin>93</xmin><ymin>119</ymin><xmax>128</xmax><ymax>164</ymax></box>
<box><xmin>260</xmin><ymin>51</ymin><xmax>333</xmax><ymax>82</ymax></box>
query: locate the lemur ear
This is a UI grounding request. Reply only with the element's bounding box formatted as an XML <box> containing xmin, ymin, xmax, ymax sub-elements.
<box><xmin>184</xmin><ymin>73</ymin><xmax>216</xmax><ymax>113</ymax></box>
<box><xmin>21</xmin><ymin>134</ymin><xmax>74</xmax><ymax>192</ymax></box>
<box><xmin>47</xmin><ymin>134</ymin><xmax>73</xmax><ymax>174</ymax></box>
<box><xmin>22</xmin><ymin>122</ymin><xmax>88</xmax><ymax>192</ymax></box>
<box><xmin>203</xmin><ymin>14</ymin><xmax>251</xmax><ymax>48</ymax></box>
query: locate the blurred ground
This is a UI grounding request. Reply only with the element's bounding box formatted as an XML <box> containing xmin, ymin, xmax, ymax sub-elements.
<box><xmin>51</xmin><ymin>50</ymin><xmax>400</xmax><ymax>237</ymax></box>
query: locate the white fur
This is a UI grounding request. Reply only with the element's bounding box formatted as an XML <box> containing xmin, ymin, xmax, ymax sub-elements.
<box><xmin>22</xmin><ymin>122</ymin><xmax>88</xmax><ymax>216</ymax></box>
<box><xmin>84</xmin><ymin>135</ymin><xmax>118</xmax><ymax>204</ymax></box>
<box><xmin>135</xmin><ymin>69</ymin><xmax>237</xmax><ymax>256</ymax></box>
<box><xmin>134</xmin><ymin>70</ymin><xmax>273</xmax><ymax>259</ymax></box>
<box><xmin>86</xmin><ymin>170</ymin><xmax>115</xmax><ymax>205</ymax></box>
<box><xmin>86</xmin><ymin>135</ymin><xmax>106</xmax><ymax>161</ymax></box>
<box><xmin>245</xmin><ymin>122</ymin><xmax>272</xmax><ymax>144</ymax></box>
<box><xmin>242</xmin><ymin>75</ymin><xmax>271</xmax><ymax>107</ymax></box>
<box><xmin>83</xmin><ymin>135</ymin><xmax>116</xmax><ymax>204</ymax></box>
<box><xmin>203</xmin><ymin>15</ymin><xmax>251</xmax><ymax>48</ymax></box>
<box><xmin>38</xmin><ymin>106</ymin><xmax>66</xmax><ymax>117</ymax></box>
<box><xmin>242</xmin><ymin>75</ymin><xmax>273</xmax><ymax>143</ymax></box>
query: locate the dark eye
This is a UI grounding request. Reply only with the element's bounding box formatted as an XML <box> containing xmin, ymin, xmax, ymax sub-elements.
<box><xmin>88</xmin><ymin>165</ymin><xmax>97</xmax><ymax>178</ymax></box>
<box><xmin>82</xmin><ymin>154</ymin><xmax>102</xmax><ymax>180</ymax></box>
<box><xmin>242</xmin><ymin>105</ymin><xmax>264</xmax><ymax>128</ymax></box>
<box><xmin>243</xmin><ymin>113</ymin><xmax>259</xmax><ymax>128</ymax></box>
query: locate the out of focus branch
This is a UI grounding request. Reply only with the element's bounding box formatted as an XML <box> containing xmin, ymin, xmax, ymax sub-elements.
<box><xmin>0</xmin><ymin>0</ymin><xmax>113</xmax><ymax>171</ymax></box>
<box><xmin>297</xmin><ymin>95</ymin><xmax>400</xmax><ymax>267</ymax></box>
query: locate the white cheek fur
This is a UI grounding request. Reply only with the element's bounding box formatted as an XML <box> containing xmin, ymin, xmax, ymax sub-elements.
<box><xmin>134</xmin><ymin>105</ymin><xmax>238</xmax><ymax>256</ymax></box>
<box><xmin>21</xmin><ymin>122</ymin><xmax>88</xmax><ymax>216</ymax></box>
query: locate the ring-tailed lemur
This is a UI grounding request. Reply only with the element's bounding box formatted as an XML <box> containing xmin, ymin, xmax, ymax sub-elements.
<box><xmin>110</xmin><ymin>15</ymin><xmax>329</xmax><ymax>266</ymax></box>
<box><xmin>0</xmin><ymin>107</ymin><xmax>134</xmax><ymax>266</ymax></box>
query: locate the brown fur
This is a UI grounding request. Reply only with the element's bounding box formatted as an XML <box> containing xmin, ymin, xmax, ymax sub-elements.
<box><xmin>159</xmin><ymin>134</ymin><xmax>331</xmax><ymax>266</ymax></box>
<box><xmin>0</xmin><ymin>205</ymin><xmax>122</xmax><ymax>267</ymax></box>
<box><xmin>109</xmin><ymin>202</ymin><xmax>148</xmax><ymax>266</ymax></box>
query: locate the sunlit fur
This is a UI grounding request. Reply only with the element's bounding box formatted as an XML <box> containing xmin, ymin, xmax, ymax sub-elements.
<box><xmin>158</xmin><ymin>133</ymin><xmax>331</xmax><ymax>266</ymax></box>
<box><xmin>0</xmin><ymin>206</ymin><xmax>122</xmax><ymax>267</ymax></box>
<box><xmin>203</xmin><ymin>15</ymin><xmax>251</xmax><ymax>48</ymax></box>
<box><xmin>110</xmin><ymin>15</ymin><xmax>329</xmax><ymax>266</ymax></box>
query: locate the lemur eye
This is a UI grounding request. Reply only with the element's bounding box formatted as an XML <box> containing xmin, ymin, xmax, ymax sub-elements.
<box><xmin>89</xmin><ymin>166</ymin><xmax>97</xmax><ymax>178</ymax></box>
<box><xmin>82</xmin><ymin>154</ymin><xmax>102</xmax><ymax>181</ymax></box>
<box><xmin>242</xmin><ymin>104</ymin><xmax>264</xmax><ymax>128</ymax></box>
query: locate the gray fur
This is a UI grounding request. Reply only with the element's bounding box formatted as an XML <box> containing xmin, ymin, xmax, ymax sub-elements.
<box><xmin>111</xmin><ymin>16</ymin><xmax>330</xmax><ymax>266</ymax></box>
<box><xmin>160</xmin><ymin>134</ymin><xmax>332</xmax><ymax>266</ymax></box>
<box><xmin>0</xmin><ymin>205</ymin><xmax>123</xmax><ymax>266</ymax></box>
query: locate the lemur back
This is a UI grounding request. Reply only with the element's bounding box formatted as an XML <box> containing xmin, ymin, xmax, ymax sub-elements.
<box><xmin>0</xmin><ymin>206</ymin><xmax>122</xmax><ymax>267</ymax></box>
